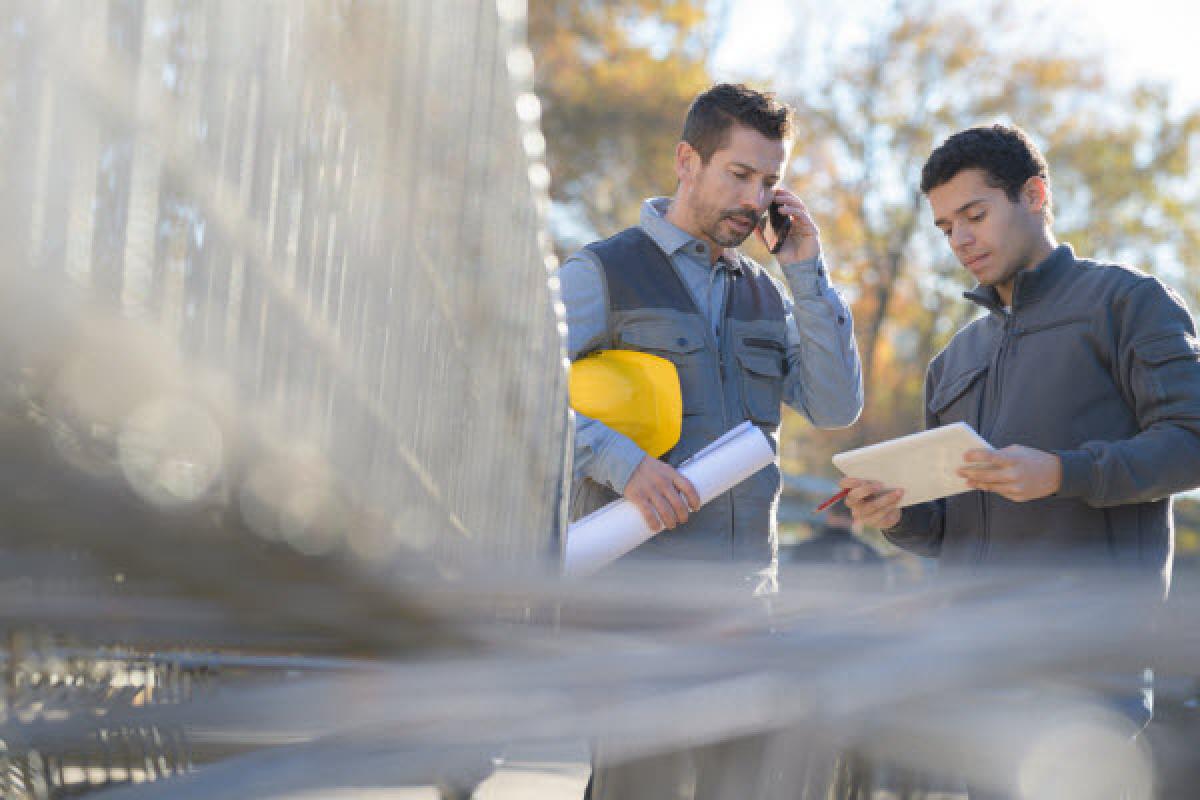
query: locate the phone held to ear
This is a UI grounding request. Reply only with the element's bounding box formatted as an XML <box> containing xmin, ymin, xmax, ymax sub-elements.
<box><xmin>760</xmin><ymin>201</ymin><xmax>791</xmax><ymax>255</ymax></box>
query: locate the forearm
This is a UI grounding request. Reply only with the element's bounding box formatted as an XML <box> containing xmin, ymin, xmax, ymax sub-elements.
<box><xmin>780</xmin><ymin>254</ymin><xmax>863</xmax><ymax>427</ymax></box>
<box><xmin>1057</xmin><ymin>423</ymin><xmax>1200</xmax><ymax>507</ymax></box>
<box><xmin>573</xmin><ymin>411</ymin><xmax>646</xmax><ymax>493</ymax></box>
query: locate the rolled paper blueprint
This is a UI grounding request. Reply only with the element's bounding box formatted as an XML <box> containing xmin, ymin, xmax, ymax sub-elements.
<box><xmin>563</xmin><ymin>421</ymin><xmax>774</xmax><ymax>576</ymax></box>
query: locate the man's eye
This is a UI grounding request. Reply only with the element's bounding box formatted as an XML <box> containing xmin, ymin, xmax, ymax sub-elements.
<box><xmin>732</xmin><ymin>172</ymin><xmax>750</xmax><ymax>180</ymax></box>
<box><xmin>968</xmin><ymin>212</ymin><xmax>985</xmax><ymax>223</ymax></box>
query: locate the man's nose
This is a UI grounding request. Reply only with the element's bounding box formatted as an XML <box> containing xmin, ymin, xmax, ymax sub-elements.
<box><xmin>741</xmin><ymin>184</ymin><xmax>770</xmax><ymax>211</ymax></box>
<box><xmin>951</xmin><ymin>223</ymin><xmax>975</xmax><ymax>249</ymax></box>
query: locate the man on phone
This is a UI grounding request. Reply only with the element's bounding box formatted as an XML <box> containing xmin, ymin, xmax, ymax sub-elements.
<box><xmin>558</xmin><ymin>83</ymin><xmax>863</xmax><ymax>798</ymax></box>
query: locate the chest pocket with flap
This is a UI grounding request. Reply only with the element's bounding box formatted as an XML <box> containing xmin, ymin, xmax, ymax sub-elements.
<box><xmin>618</xmin><ymin>321</ymin><xmax>709</xmax><ymax>413</ymax></box>
<box><xmin>737</xmin><ymin>347</ymin><xmax>784</xmax><ymax>427</ymax></box>
<box><xmin>929</xmin><ymin>365</ymin><xmax>988</xmax><ymax>426</ymax></box>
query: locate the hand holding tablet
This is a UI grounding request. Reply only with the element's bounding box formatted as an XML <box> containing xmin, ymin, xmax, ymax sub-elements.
<box><xmin>831</xmin><ymin>422</ymin><xmax>994</xmax><ymax>508</ymax></box>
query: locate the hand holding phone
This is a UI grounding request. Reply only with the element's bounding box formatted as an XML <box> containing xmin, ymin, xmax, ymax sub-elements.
<box><xmin>759</xmin><ymin>190</ymin><xmax>821</xmax><ymax>262</ymax></box>
<box><xmin>760</xmin><ymin>201</ymin><xmax>792</xmax><ymax>255</ymax></box>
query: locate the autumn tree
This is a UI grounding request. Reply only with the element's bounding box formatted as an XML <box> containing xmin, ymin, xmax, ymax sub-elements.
<box><xmin>528</xmin><ymin>0</ymin><xmax>713</xmax><ymax>246</ymax></box>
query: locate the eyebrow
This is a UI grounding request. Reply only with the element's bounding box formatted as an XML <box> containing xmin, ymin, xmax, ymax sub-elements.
<box><xmin>729</xmin><ymin>161</ymin><xmax>780</xmax><ymax>181</ymax></box>
<box><xmin>934</xmin><ymin>198</ymin><xmax>987</xmax><ymax>228</ymax></box>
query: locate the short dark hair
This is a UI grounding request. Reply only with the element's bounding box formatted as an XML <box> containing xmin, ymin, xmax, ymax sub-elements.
<box><xmin>682</xmin><ymin>83</ymin><xmax>793</xmax><ymax>163</ymax></box>
<box><xmin>921</xmin><ymin>124</ymin><xmax>1052</xmax><ymax>219</ymax></box>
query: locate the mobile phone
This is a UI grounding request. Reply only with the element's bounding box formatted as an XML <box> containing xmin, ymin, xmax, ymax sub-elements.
<box><xmin>761</xmin><ymin>201</ymin><xmax>791</xmax><ymax>255</ymax></box>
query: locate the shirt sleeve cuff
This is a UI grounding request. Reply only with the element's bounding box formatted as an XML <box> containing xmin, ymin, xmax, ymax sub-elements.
<box><xmin>781</xmin><ymin>253</ymin><xmax>831</xmax><ymax>298</ymax></box>
<box><xmin>601</xmin><ymin>433</ymin><xmax>648</xmax><ymax>494</ymax></box>
<box><xmin>1054</xmin><ymin>449</ymin><xmax>1093</xmax><ymax>498</ymax></box>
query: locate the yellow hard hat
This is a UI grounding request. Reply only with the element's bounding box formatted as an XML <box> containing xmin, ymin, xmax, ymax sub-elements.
<box><xmin>568</xmin><ymin>350</ymin><xmax>682</xmax><ymax>458</ymax></box>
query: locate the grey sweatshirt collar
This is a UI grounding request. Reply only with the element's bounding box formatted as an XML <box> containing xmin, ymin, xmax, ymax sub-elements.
<box><xmin>964</xmin><ymin>243</ymin><xmax>1075</xmax><ymax>315</ymax></box>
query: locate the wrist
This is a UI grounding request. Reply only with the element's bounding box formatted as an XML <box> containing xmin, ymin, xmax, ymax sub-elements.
<box><xmin>1049</xmin><ymin>453</ymin><xmax>1063</xmax><ymax>495</ymax></box>
<box><xmin>781</xmin><ymin>253</ymin><xmax>829</xmax><ymax>298</ymax></box>
<box><xmin>1053</xmin><ymin>449</ymin><xmax>1093</xmax><ymax>498</ymax></box>
<box><xmin>780</xmin><ymin>244</ymin><xmax>821</xmax><ymax>264</ymax></box>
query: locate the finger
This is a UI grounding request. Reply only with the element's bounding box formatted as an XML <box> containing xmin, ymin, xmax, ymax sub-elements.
<box><xmin>776</xmin><ymin>197</ymin><xmax>813</xmax><ymax>221</ymax></box>
<box><xmin>770</xmin><ymin>190</ymin><xmax>805</xmax><ymax>210</ymax></box>
<box><xmin>855</xmin><ymin>488</ymin><xmax>902</xmax><ymax>520</ymax></box>
<box><xmin>963</xmin><ymin>449</ymin><xmax>1003</xmax><ymax>465</ymax></box>
<box><xmin>674</xmin><ymin>475</ymin><xmax>701</xmax><ymax>511</ymax></box>
<box><xmin>957</xmin><ymin>464</ymin><xmax>1004</xmax><ymax>479</ymax></box>
<box><xmin>965</xmin><ymin>476</ymin><xmax>1018</xmax><ymax>494</ymax></box>
<box><xmin>658</xmin><ymin>482</ymin><xmax>690</xmax><ymax>525</ymax></box>
<box><xmin>775</xmin><ymin>204</ymin><xmax>813</xmax><ymax>228</ymax></box>
<box><xmin>863</xmin><ymin>491</ymin><xmax>903</xmax><ymax>526</ymax></box>
<box><xmin>631</xmin><ymin>496</ymin><xmax>663</xmax><ymax>532</ymax></box>
<box><xmin>843</xmin><ymin>478</ymin><xmax>885</xmax><ymax>494</ymax></box>
<box><xmin>968</xmin><ymin>466</ymin><xmax>1019</xmax><ymax>484</ymax></box>
<box><xmin>843</xmin><ymin>486</ymin><xmax>875</xmax><ymax>508</ymax></box>
<box><xmin>649</xmin><ymin>492</ymin><xmax>680</xmax><ymax>529</ymax></box>
<box><xmin>845</xmin><ymin>487</ymin><xmax>883</xmax><ymax>510</ymax></box>
<box><xmin>868</xmin><ymin>488</ymin><xmax>904</xmax><ymax>511</ymax></box>
<box><xmin>845</xmin><ymin>481</ymin><xmax>888</xmax><ymax>504</ymax></box>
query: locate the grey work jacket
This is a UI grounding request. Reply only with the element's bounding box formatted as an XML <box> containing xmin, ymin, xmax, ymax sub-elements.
<box><xmin>569</xmin><ymin>228</ymin><xmax>817</xmax><ymax>570</ymax></box>
<box><xmin>886</xmin><ymin>244</ymin><xmax>1200</xmax><ymax>589</ymax></box>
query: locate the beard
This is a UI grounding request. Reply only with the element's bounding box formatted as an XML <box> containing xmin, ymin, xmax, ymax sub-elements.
<box><xmin>703</xmin><ymin>208</ymin><xmax>761</xmax><ymax>248</ymax></box>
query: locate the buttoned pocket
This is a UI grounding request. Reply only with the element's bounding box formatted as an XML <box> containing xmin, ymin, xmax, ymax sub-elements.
<box><xmin>737</xmin><ymin>350</ymin><xmax>784</xmax><ymax>426</ymax></box>
<box><xmin>619</xmin><ymin>322</ymin><xmax>704</xmax><ymax>355</ymax></box>
<box><xmin>929</xmin><ymin>365</ymin><xmax>988</xmax><ymax>424</ymax></box>
<box><xmin>618</xmin><ymin>321</ymin><xmax>708</xmax><ymax>413</ymax></box>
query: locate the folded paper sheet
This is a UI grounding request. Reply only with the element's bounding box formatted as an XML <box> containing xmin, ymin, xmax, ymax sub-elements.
<box><xmin>563</xmin><ymin>422</ymin><xmax>774</xmax><ymax>576</ymax></box>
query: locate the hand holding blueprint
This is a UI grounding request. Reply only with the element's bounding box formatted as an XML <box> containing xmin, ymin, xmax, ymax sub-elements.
<box><xmin>563</xmin><ymin>422</ymin><xmax>774</xmax><ymax>576</ymax></box>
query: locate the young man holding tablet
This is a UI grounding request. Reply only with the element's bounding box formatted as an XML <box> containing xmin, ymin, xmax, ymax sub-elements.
<box><xmin>844</xmin><ymin>124</ymin><xmax>1200</xmax><ymax>590</ymax></box>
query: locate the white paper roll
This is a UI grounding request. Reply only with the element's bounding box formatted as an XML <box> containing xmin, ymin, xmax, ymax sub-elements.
<box><xmin>563</xmin><ymin>422</ymin><xmax>774</xmax><ymax>576</ymax></box>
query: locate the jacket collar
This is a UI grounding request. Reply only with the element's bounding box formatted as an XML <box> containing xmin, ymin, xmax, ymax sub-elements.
<box><xmin>963</xmin><ymin>243</ymin><xmax>1075</xmax><ymax>314</ymax></box>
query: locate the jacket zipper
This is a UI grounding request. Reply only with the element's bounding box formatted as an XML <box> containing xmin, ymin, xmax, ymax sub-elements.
<box><xmin>976</xmin><ymin>385</ymin><xmax>990</xmax><ymax>565</ymax></box>
<box><xmin>978</xmin><ymin>313</ymin><xmax>1016</xmax><ymax>564</ymax></box>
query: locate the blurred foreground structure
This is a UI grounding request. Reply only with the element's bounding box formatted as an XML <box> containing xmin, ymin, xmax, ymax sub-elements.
<box><xmin>0</xmin><ymin>0</ymin><xmax>567</xmax><ymax>795</ymax></box>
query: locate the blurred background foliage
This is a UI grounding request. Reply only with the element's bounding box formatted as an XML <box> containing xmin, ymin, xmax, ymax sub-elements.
<box><xmin>528</xmin><ymin>0</ymin><xmax>1200</xmax><ymax>561</ymax></box>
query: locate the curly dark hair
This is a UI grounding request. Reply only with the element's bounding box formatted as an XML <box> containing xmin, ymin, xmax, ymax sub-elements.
<box><xmin>921</xmin><ymin>124</ymin><xmax>1052</xmax><ymax>220</ymax></box>
<box><xmin>682</xmin><ymin>83</ymin><xmax>794</xmax><ymax>164</ymax></box>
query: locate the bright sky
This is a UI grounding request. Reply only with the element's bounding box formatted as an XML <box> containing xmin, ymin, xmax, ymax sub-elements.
<box><xmin>714</xmin><ymin>0</ymin><xmax>1200</xmax><ymax>110</ymax></box>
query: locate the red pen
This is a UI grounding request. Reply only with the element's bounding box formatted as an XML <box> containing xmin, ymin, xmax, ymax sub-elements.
<box><xmin>814</xmin><ymin>487</ymin><xmax>850</xmax><ymax>512</ymax></box>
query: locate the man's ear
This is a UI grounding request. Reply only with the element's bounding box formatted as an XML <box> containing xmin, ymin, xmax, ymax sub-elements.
<box><xmin>675</xmin><ymin>141</ymin><xmax>699</xmax><ymax>184</ymax></box>
<box><xmin>1023</xmin><ymin>176</ymin><xmax>1050</xmax><ymax>214</ymax></box>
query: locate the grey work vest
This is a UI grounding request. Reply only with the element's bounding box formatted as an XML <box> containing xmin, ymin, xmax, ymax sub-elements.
<box><xmin>570</xmin><ymin>227</ymin><xmax>787</xmax><ymax>567</ymax></box>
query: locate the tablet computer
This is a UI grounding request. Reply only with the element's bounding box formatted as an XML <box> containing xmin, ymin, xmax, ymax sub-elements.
<box><xmin>831</xmin><ymin>422</ymin><xmax>993</xmax><ymax>507</ymax></box>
